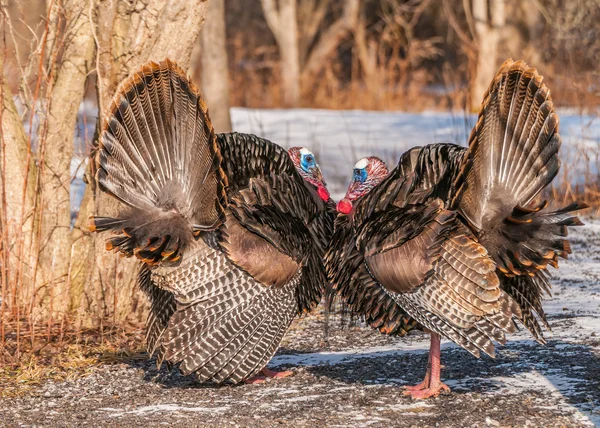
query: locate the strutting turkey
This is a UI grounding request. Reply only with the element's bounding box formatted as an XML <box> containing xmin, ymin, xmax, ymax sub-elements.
<box><xmin>326</xmin><ymin>60</ymin><xmax>587</xmax><ymax>399</ymax></box>
<box><xmin>89</xmin><ymin>59</ymin><xmax>333</xmax><ymax>384</ymax></box>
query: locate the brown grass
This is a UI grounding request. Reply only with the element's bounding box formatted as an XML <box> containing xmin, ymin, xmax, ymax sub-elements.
<box><xmin>0</xmin><ymin>324</ymin><xmax>145</xmax><ymax>398</ymax></box>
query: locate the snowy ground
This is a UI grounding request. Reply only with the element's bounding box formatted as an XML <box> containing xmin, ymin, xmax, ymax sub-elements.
<box><xmin>2</xmin><ymin>219</ymin><xmax>599</xmax><ymax>427</ymax></box>
<box><xmin>229</xmin><ymin>107</ymin><xmax>600</xmax><ymax>196</ymax></box>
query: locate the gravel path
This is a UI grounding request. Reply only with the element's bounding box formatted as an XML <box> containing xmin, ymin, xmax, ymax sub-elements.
<box><xmin>2</xmin><ymin>222</ymin><xmax>599</xmax><ymax>427</ymax></box>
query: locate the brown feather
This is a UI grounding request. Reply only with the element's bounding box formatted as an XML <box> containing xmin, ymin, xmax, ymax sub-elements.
<box><xmin>221</xmin><ymin>213</ymin><xmax>300</xmax><ymax>288</ymax></box>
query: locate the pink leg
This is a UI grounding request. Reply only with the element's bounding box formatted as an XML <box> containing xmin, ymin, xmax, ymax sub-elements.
<box><xmin>243</xmin><ymin>367</ymin><xmax>293</xmax><ymax>384</ymax></box>
<box><xmin>403</xmin><ymin>352</ymin><xmax>431</xmax><ymax>392</ymax></box>
<box><xmin>403</xmin><ymin>333</ymin><xmax>450</xmax><ymax>399</ymax></box>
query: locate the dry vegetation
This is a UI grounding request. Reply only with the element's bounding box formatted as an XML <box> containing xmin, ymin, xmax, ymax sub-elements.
<box><xmin>0</xmin><ymin>0</ymin><xmax>599</xmax><ymax>377</ymax></box>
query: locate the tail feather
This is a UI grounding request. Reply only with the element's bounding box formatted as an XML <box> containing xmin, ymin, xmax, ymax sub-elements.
<box><xmin>494</xmin><ymin>202</ymin><xmax>587</xmax><ymax>276</ymax></box>
<box><xmin>91</xmin><ymin>59</ymin><xmax>228</xmax><ymax>266</ymax></box>
<box><xmin>452</xmin><ymin>59</ymin><xmax>560</xmax><ymax>232</ymax></box>
<box><xmin>209</xmin><ymin>307</ymin><xmax>276</xmax><ymax>383</ymax></box>
<box><xmin>500</xmin><ymin>272</ymin><xmax>552</xmax><ymax>344</ymax></box>
<box><xmin>187</xmin><ymin>288</ymin><xmax>274</xmax><ymax>380</ymax></box>
<box><xmin>211</xmin><ymin>276</ymin><xmax>298</xmax><ymax>383</ymax></box>
<box><xmin>138</xmin><ymin>266</ymin><xmax>177</xmax><ymax>358</ymax></box>
<box><xmin>148</xmin><ymin>240</ymin><xmax>299</xmax><ymax>383</ymax></box>
<box><xmin>451</xmin><ymin>59</ymin><xmax>587</xmax><ymax>345</ymax></box>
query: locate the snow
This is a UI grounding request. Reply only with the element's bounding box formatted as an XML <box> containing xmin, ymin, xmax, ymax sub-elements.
<box><xmin>230</xmin><ymin>107</ymin><xmax>600</xmax><ymax>197</ymax></box>
<box><xmin>100</xmin><ymin>403</ymin><xmax>231</xmax><ymax>417</ymax></box>
<box><xmin>69</xmin><ymin>106</ymin><xmax>600</xmax><ymax>211</ymax></box>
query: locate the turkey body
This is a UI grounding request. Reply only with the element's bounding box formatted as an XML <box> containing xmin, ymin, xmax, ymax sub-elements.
<box><xmin>326</xmin><ymin>60</ymin><xmax>586</xmax><ymax>398</ymax></box>
<box><xmin>91</xmin><ymin>60</ymin><xmax>332</xmax><ymax>384</ymax></box>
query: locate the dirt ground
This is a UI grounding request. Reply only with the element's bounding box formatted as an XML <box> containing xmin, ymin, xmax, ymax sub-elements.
<box><xmin>1</xmin><ymin>223</ymin><xmax>599</xmax><ymax>427</ymax></box>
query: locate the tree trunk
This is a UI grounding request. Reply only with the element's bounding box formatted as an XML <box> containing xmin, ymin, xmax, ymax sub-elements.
<box><xmin>354</xmin><ymin>15</ymin><xmax>380</xmax><ymax>101</ymax></box>
<box><xmin>260</xmin><ymin>0</ymin><xmax>300</xmax><ymax>107</ymax></box>
<box><xmin>71</xmin><ymin>0</ymin><xmax>211</xmax><ymax>327</ymax></box>
<box><xmin>0</xmin><ymin>51</ymin><xmax>36</xmax><ymax>319</ymax></box>
<box><xmin>470</xmin><ymin>0</ymin><xmax>505</xmax><ymax>111</ymax></box>
<box><xmin>261</xmin><ymin>0</ymin><xmax>360</xmax><ymax>107</ymax></box>
<box><xmin>198</xmin><ymin>0</ymin><xmax>232</xmax><ymax>132</ymax></box>
<box><xmin>278</xmin><ymin>0</ymin><xmax>300</xmax><ymax>107</ymax></box>
<box><xmin>36</xmin><ymin>0</ymin><xmax>95</xmax><ymax>319</ymax></box>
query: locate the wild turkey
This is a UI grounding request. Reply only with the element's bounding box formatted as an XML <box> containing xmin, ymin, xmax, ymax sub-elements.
<box><xmin>326</xmin><ymin>60</ymin><xmax>587</xmax><ymax>399</ymax></box>
<box><xmin>90</xmin><ymin>59</ymin><xmax>333</xmax><ymax>384</ymax></box>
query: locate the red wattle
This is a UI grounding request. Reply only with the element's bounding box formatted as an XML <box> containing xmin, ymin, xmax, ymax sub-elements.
<box><xmin>337</xmin><ymin>198</ymin><xmax>353</xmax><ymax>214</ymax></box>
<box><xmin>317</xmin><ymin>185</ymin><xmax>330</xmax><ymax>201</ymax></box>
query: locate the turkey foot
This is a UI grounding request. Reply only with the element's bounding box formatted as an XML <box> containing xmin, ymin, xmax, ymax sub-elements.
<box><xmin>243</xmin><ymin>375</ymin><xmax>266</xmax><ymax>384</ymax></box>
<box><xmin>261</xmin><ymin>367</ymin><xmax>294</xmax><ymax>379</ymax></box>
<box><xmin>244</xmin><ymin>368</ymin><xmax>293</xmax><ymax>384</ymax></box>
<box><xmin>403</xmin><ymin>333</ymin><xmax>450</xmax><ymax>399</ymax></box>
<box><xmin>402</xmin><ymin>372</ymin><xmax>430</xmax><ymax>392</ymax></box>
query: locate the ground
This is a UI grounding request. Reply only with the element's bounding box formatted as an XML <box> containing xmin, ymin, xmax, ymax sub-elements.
<box><xmin>2</xmin><ymin>220</ymin><xmax>599</xmax><ymax>427</ymax></box>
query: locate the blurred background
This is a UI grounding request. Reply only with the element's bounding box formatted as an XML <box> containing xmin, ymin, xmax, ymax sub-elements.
<box><xmin>0</xmin><ymin>0</ymin><xmax>599</xmax><ymax>373</ymax></box>
<box><xmin>6</xmin><ymin>0</ymin><xmax>600</xmax><ymax>111</ymax></box>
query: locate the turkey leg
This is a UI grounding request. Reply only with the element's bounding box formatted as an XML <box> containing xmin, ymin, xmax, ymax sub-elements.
<box><xmin>403</xmin><ymin>333</ymin><xmax>450</xmax><ymax>399</ymax></box>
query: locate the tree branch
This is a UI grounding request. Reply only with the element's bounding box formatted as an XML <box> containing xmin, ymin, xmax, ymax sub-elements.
<box><xmin>260</xmin><ymin>0</ymin><xmax>282</xmax><ymax>42</ymax></box>
<box><xmin>301</xmin><ymin>0</ymin><xmax>360</xmax><ymax>80</ymax></box>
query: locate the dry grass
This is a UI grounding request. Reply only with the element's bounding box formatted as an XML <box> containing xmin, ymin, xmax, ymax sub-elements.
<box><xmin>0</xmin><ymin>325</ymin><xmax>146</xmax><ymax>398</ymax></box>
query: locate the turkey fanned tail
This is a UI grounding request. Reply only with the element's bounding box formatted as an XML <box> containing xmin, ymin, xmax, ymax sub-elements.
<box><xmin>90</xmin><ymin>60</ymin><xmax>228</xmax><ymax>265</ymax></box>
<box><xmin>450</xmin><ymin>59</ymin><xmax>587</xmax><ymax>342</ymax></box>
<box><xmin>451</xmin><ymin>59</ymin><xmax>587</xmax><ymax>277</ymax></box>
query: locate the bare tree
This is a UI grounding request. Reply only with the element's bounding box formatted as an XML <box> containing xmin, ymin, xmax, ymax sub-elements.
<box><xmin>0</xmin><ymin>52</ymin><xmax>36</xmax><ymax>331</ymax></box>
<box><xmin>354</xmin><ymin>0</ymin><xmax>440</xmax><ymax>106</ymax></box>
<box><xmin>470</xmin><ymin>0</ymin><xmax>505</xmax><ymax>110</ymax></box>
<box><xmin>35</xmin><ymin>0</ymin><xmax>96</xmax><ymax>318</ymax></box>
<box><xmin>71</xmin><ymin>0</ymin><xmax>211</xmax><ymax>327</ymax></box>
<box><xmin>260</xmin><ymin>0</ymin><xmax>300</xmax><ymax>107</ymax></box>
<box><xmin>301</xmin><ymin>0</ymin><xmax>360</xmax><ymax>82</ymax></box>
<box><xmin>196</xmin><ymin>0</ymin><xmax>232</xmax><ymax>132</ymax></box>
<box><xmin>260</xmin><ymin>0</ymin><xmax>360</xmax><ymax>107</ymax></box>
<box><xmin>0</xmin><ymin>0</ymin><xmax>212</xmax><ymax>346</ymax></box>
<box><xmin>501</xmin><ymin>1</ymin><xmax>545</xmax><ymax>66</ymax></box>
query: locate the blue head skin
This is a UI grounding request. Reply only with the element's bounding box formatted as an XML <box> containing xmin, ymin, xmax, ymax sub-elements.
<box><xmin>288</xmin><ymin>146</ymin><xmax>330</xmax><ymax>201</ymax></box>
<box><xmin>337</xmin><ymin>157</ymin><xmax>389</xmax><ymax>214</ymax></box>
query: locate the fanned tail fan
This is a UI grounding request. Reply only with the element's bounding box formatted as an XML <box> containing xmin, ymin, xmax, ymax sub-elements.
<box><xmin>451</xmin><ymin>59</ymin><xmax>587</xmax><ymax>341</ymax></box>
<box><xmin>90</xmin><ymin>60</ymin><xmax>228</xmax><ymax>265</ymax></box>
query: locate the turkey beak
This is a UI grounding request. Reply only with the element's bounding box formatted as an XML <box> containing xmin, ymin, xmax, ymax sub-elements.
<box><xmin>310</xmin><ymin>165</ymin><xmax>326</xmax><ymax>186</ymax></box>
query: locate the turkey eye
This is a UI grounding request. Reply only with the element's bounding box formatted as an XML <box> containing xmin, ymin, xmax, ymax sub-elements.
<box><xmin>305</xmin><ymin>156</ymin><xmax>313</xmax><ymax>163</ymax></box>
<box><xmin>353</xmin><ymin>168</ymin><xmax>365</xmax><ymax>183</ymax></box>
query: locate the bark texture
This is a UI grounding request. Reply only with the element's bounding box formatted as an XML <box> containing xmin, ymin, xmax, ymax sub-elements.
<box><xmin>70</xmin><ymin>0</ymin><xmax>210</xmax><ymax>327</ymax></box>
<box><xmin>198</xmin><ymin>0</ymin><xmax>232</xmax><ymax>132</ymax></box>
<box><xmin>470</xmin><ymin>0</ymin><xmax>505</xmax><ymax>111</ymax></box>
<box><xmin>0</xmin><ymin>51</ymin><xmax>36</xmax><ymax>315</ymax></box>
<box><xmin>261</xmin><ymin>0</ymin><xmax>300</xmax><ymax>107</ymax></box>
<box><xmin>36</xmin><ymin>0</ymin><xmax>95</xmax><ymax>318</ymax></box>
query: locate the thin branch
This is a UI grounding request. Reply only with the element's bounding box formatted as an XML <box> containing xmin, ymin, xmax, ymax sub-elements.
<box><xmin>260</xmin><ymin>0</ymin><xmax>282</xmax><ymax>41</ymax></box>
<box><xmin>302</xmin><ymin>0</ymin><xmax>360</xmax><ymax>80</ymax></box>
<box><xmin>443</xmin><ymin>0</ymin><xmax>477</xmax><ymax>53</ymax></box>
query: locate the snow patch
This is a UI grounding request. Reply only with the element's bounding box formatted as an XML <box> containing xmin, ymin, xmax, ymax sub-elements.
<box><xmin>100</xmin><ymin>403</ymin><xmax>230</xmax><ymax>417</ymax></box>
